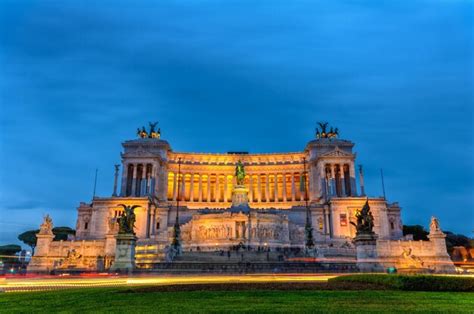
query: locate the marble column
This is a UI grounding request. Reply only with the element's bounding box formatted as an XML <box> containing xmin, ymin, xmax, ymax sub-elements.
<box><xmin>198</xmin><ymin>174</ymin><xmax>203</xmax><ymax>202</ymax></box>
<box><xmin>120</xmin><ymin>163</ymin><xmax>128</xmax><ymax>196</ymax></box>
<box><xmin>282</xmin><ymin>173</ymin><xmax>287</xmax><ymax>202</ymax></box>
<box><xmin>189</xmin><ymin>173</ymin><xmax>194</xmax><ymax>202</ymax></box>
<box><xmin>291</xmin><ymin>173</ymin><xmax>296</xmax><ymax>201</ymax></box>
<box><xmin>131</xmin><ymin>164</ymin><xmax>138</xmax><ymax>196</ymax></box>
<box><xmin>214</xmin><ymin>174</ymin><xmax>220</xmax><ymax>202</ymax></box>
<box><xmin>181</xmin><ymin>173</ymin><xmax>186</xmax><ymax>201</ymax></box>
<box><xmin>140</xmin><ymin>165</ymin><xmax>147</xmax><ymax>196</ymax></box>
<box><xmin>207</xmin><ymin>175</ymin><xmax>211</xmax><ymax>202</ymax></box>
<box><xmin>257</xmin><ymin>175</ymin><xmax>262</xmax><ymax>202</ymax></box>
<box><xmin>300</xmin><ymin>172</ymin><xmax>305</xmax><ymax>201</ymax></box>
<box><xmin>224</xmin><ymin>175</ymin><xmax>228</xmax><ymax>202</ymax></box>
<box><xmin>248</xmin><ymin>175</ymin><xmax>253</xmax><ymax>202</ymax></box>
<box><xmin>274</xmin><ymin>174</ymin><xmax>278</xmax><ymax>202</ymax></box>
<box><xmin>350</xmin><ymin>163</ymin><xmax>357</xmax><ymax>196</ymax></box>
<box><xmin>331</xmin><ymin>164</ymin><xmax>336</xmax><ymax>196</ymax></box>
<box><xmin>340</xmin><ymin>165</ymin><xmax>346</xmax><ymax>196</ymax></box>
<box><xmin>172</xmin><ymin>172</ymin><xmax>177</xmax><ymax>201</ymax></box>
<box><xmin>265</xmin><ymin>173</ymin><xmax>270</xmax><ymax>202</ymax></box>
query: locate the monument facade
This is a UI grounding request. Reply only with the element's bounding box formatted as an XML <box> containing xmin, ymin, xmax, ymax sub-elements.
<box><xmin>28</xmin><ymin>123</ymin><xmax>455</xmax><ymax>273</ymax></box>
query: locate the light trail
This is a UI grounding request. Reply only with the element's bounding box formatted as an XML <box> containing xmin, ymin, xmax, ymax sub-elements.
<box><xmin>2</xmin><ymin>273</ymin><xmax>472</xmax><ymax>293</ymax></box>
<box><xmin>0</xmin><ymin>274</ymin><xmax>336</xmax><ymax>293</ymax></box>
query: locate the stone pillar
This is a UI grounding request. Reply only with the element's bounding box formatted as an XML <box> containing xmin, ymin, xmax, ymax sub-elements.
<box><xmin>320</xmin><ymin>164</ymin><xmax>327</xmax><ymax>200</ymax></box>
<box><xmin>349</xmin><ymin>163</ymin><xmax>357</xmax><ymax>196</ymax></box>
<box><xmin>172</xmin><ymin>172</ymin><xmax>178</xmax><ymax>201</ymax></box>
<box><xmin>120</xmin><ymin>163</ymin><xmax>128</xmax><ymax>196</ymax></box>
<box><xmin>282</xmin><ymin>173</ymin><xmax>287</xmax><ymax>202</ymax></box>
<box><xmin>291</xmin><ymin>173</ymin><xmax>296</xmax><ymax>201</ymax></box>
<box><xmin>224</xmin><ymin>175</ymin><xmax>228</xmax><ymax>202</ymax></box>
<box><xmin>207</xmin><ymin>175</ymin><xmax>211</xmax><ymax>202</ymax></box>
<box><xmin>189</xmin><ymin>173</ymin><xmax>194</xmax><ymax>202</ymax></box>
<box><xmin>248</xmin><ymin>175</ymin><xmax>253</xmax><ymax>202</ymax></box>
<box><xmin>131</xmin><ymin>164</ymin><xmax>138</xmax><ymax>196</ymax></box>
<box><xmin>27</xmin><ymin>216</ymin><xmax>55</xmax><ymax>273</ymax></box>
<box><xmin>214</xmin><ymin>174</ymin><xmax>220</xmax><ymax>202</ymax></box>
<box><xmin>330</xmin><ymin>164</ymin><xmax>336</xmax><ymax>196</ymax></box>
<box><xmin>198</xmin><ymin>174</ymin><xmax>203</xmax><ymax>202</ymax></box>
<box><xmin>340</xmin><ymin>165</ymin><xmax>346</xmax><ymax>196</ymax></box>
<box><xmin>300</xmin><ymin>172</ymin><xmax>305</xmax><ymax>201</ymax></box>
<box><xmin>354</xmin><ymin>233</ymin><xmax>383</xmax><ymax>272</ymax></box>
<box><xmin>140</xmin><ymin>165</ymin><xmax>147</xmax><ymax>196</ymax></box>
<box><xmin>324</xmin><ymin>204</ymin><xmax>331</xmax><ymax>236</ymax></box>
<box><xmin>274</xmin><ymin>174</ymin><xmax>278</xmax><ymax>202</ymax></box>
<box><xmin>428</xmin><ymin>227</ymin><xmax>456</xmax><ymax>273</ymax></box>
<box><xmin>359</xmin><ymin>165</ymin><xmax>366</xmax><ymax>196</ymax></box>
<box><xmin>113</xmin><ymin>164</ymin><xmax>120</xmax><ymax>197</ymax></box>
<box><xmin>110</xmin><ymin>234</ymin><xmax>137</xmax><ymax>273</ymax></box>
<box><xmin>257</xmin><ymin>175</ymin><xmax>262</xmax><ymax>202</ymax></box>
<box><xmin>180</xmin><ymin>173</ymin><xmax>186</xmax><ymax>201</ymax></box>
<box><xmin>265</xmin><ymin>174</ymin><xmax>270</xmax><ymax>202</ymax></box>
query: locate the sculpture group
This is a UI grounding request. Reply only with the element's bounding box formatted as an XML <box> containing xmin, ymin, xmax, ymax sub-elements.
<box><xmin>316</xmin><ymin>122</ymin><xmax>339</xmax><ymax>139</ymax></box>
<box><xmin>117</xmin><ymin>204</ymin><xmax>138</xmax><ymax>235</ymax></box>
<box><xmin>137</xmin><ymin>121</ymin><xmax>161</xmax><ymax>139</ymax></box>
<box><xmin>350</xmin><ymin>199</ymin><xmax>375</xmax><ymax>236</ymax></box>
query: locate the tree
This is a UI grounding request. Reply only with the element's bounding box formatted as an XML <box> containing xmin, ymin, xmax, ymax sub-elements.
<box><xmin>18</xmin><ymin>227</ymin><xmax>76</xmax><ymax>254</ymax></box>
<box><xmin>0</xmin><ymin>244</ymin><xmax>21</xmax><ymax>257</ymax></box>
<box><xmin>444</xmin><ymin>231</ymin><xmax>472</xmax><ymax>254</ymax></box>
<box><xmin>402</xmin><ymin>225</ymin><xmax>428</xmax><ymax>241</ymax></box>
<box><xmin>0</xmin><ymin>244</ymin><xmax>22</xmax><ymax>264</ymax></box>
<box><xmin>52</xmin><ymin>227</ymin><xmax>76</xmax><ymax>241</ymax></box>
<box><xmin>18</xmin><ymin>230</ymin><xmax>38</xmax><ymax>254</ymax></box>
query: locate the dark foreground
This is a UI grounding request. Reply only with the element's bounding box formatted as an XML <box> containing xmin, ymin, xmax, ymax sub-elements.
<box><xmin>1</xmin><ymin>283</ymin><xmax>473</xmax><ymax>313</ymax></box>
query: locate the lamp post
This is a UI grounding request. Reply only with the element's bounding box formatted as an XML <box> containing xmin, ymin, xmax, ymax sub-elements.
<box><xmin>172</xmin><ymin>157</ymin><xmax>182</xmax><ymax>254</ymax></box>
<box><xmin>303</xmin><ymin>157</ymin><xmax>314</xmax><ymax>250</ymax></box>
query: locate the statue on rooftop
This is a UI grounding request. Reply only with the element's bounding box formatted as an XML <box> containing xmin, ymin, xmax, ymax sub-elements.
<box><xmin>316</xmin><ymin>122</ymin><xmax>339</xmax><ymax>139</ymax></box>
<box><xmin>137</xmin><ymin>127</ymin><xmax>148</xmax><ymax>139</ymax></box>
<box><xmin>117</xmin><ymin>204</ymin><xmax>139</xmax><ymax>234</ymax></box>
<box><xmin>429</xmin><ymin>216</ymin><xmax>442</xmax><ymax>234</ymax></box>
<box><xmin>235</xmin><ymin>160</ymin><xmax>245</xmax><ymax>185</ymax></box>
<box><xmin>137</xmin><ymin>122</ymin><xmax>161</xmax><ymax>139</ymax></box>
<box><xmin>39</xmin><ymin>214</ymin><xmax>53</xmax><ymax>235</ymax></box>
<box><xmin>149</xmin><ymin>121</ymin><xmax>161</xmax><ymax>139</ymax></box>
<box><xmin>350</xmin><ymin>199</ymin><xmax>375</xmax><ymax>235</ymax></box>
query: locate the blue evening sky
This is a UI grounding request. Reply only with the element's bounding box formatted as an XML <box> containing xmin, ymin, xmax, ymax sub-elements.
<box><xmin>0</xmin><ymin>0</ymin><xmax>473</xmax><ymax>246</ymax></box>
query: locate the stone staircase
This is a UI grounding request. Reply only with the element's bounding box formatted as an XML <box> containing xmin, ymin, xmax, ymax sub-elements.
<box><xmin>135</xmin><ymin>249</ymin><xmax>357</xmax><ymax>273</ymax></box>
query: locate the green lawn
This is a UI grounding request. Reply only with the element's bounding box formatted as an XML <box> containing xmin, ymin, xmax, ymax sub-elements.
<box><xmin>1</xmin><ymin>286</ymin><xmax>473</xmax><ymax>313</ymax></box>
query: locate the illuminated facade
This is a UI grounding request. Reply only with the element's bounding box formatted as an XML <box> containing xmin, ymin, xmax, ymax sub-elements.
<box><xmin>28</xmin><ymin>125</ymin><xmax>454</xmax><ymax>273</ymax></box>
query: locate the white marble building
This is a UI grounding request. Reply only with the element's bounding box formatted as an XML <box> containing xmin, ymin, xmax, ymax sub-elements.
<box><xmin>28</xmin><ymin>124</ymin><xmax>454</xmax><ymax>273</ymax></box>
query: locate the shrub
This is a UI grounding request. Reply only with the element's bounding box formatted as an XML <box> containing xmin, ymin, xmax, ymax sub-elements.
<box><xmin>329</xmin><ymin>274</ymin><xmax>474</xmax><ymax>292</ymax></box>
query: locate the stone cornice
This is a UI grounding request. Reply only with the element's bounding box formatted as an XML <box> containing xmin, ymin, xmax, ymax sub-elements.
<box><xmin>168</xmin><ymin>151</ymin><xmax>307</xmax><ymax>166</ymax></box>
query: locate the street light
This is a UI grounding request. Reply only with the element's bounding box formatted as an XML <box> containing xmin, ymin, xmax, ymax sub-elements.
<box><xmin>172</xmin><ymin>157</ymin><xmax>182</xmax><ymax>254</ymax></box>
<box><xmin>303</xmin><ymin>157</ymin><xmax>314</xmax><ymax>250</ymax></box>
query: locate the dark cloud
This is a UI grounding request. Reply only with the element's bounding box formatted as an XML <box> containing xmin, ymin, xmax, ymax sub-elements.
<box><xmin>0</xmin><ymin>0</ymin><xmax>472</xmax><ymax>245</ymax></box>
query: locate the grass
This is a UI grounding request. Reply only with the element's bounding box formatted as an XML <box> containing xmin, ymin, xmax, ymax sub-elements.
<box><xmin>1</xmin><ymin>285</ymin><xmax>473</xmax><ymax>313</ymax></box>
<box><xmin>329</xmin><ymin>274</ymin><xmax>474</xmax><ymax>292</ymax></box>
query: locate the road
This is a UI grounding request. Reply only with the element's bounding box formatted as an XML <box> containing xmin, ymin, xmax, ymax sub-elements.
<box><xmin>0</xmin><ymin>274</ymin><xmax>337</xmax><ymax>293</ymax></box>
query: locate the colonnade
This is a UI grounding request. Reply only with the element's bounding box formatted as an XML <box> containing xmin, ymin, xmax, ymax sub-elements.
<box><xmin>322</xmin><ymin>163</ymin><xmax>354</xmax><ymax>197</ymax></box>
<box><xmin>122</xmin><ymin>163</ymin><xmax>156</xmax><ymax>197</ymax></box>
<box><xmin>167</xmin><ymin>172</ymin><xmax>309</xmax><ymax>203</ymax></box>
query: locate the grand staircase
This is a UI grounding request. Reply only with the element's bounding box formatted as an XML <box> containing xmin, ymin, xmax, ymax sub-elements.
<box><xmin>135</xmin><ymin>249</ymin><xmax>357</xmax><ymax>273</ymax></box>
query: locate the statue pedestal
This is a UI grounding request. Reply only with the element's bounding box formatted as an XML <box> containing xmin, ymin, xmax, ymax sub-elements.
<box><xmin>110</xmin><ymin>233</ymin><xmax>137</xmax><ymax>273</ymax></box>
<box><xmin>428</xmin><ymin>231</ymin><xmax>456</xmax><ymax>273</ymax></box>
<box><xmin>354</xmin><ymin>233</ymin><xmax>383</xmax><ymax>272</ymax></box>
<box><xmin>231</xmin><ymin>185</ymin><xmax>249</xmax><ymax>207</ymax></box>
